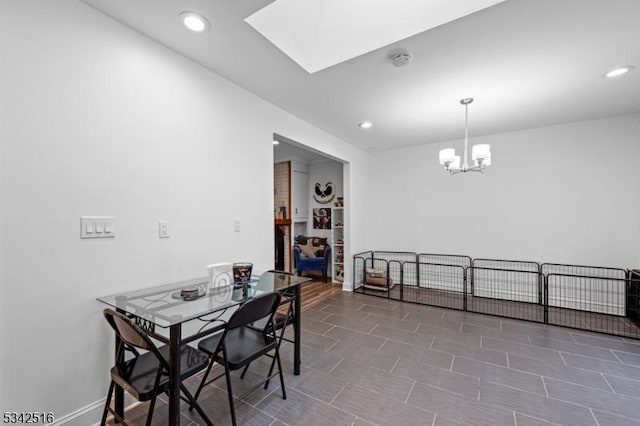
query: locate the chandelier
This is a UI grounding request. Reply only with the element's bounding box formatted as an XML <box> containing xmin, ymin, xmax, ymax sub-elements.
<box><xmin>438</xmin><ymin>98</ymin><xmax>491</xmax><ymax>174</ymax></box>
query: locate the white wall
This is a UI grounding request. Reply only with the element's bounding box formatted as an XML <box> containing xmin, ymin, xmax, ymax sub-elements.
<box><xmin>366</xmin><ymin>114</ymin><xmax>640</xmax><ymax>268</ymax></box>
<box><xmin>0</xmin><ymin>0</ymin><xmax>367</xmax><ymax>420</ymax></box>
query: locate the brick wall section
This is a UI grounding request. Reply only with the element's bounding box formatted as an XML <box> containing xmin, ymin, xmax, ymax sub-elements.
<box><xmin>274</xmin><ymin>162</ymin><xmax>289</xmax><ymax>214</ymax></box>
<box><xmin>274</xmin><ymin>162</ymin><xmax>291</xmax><ymax>272</ymax></box>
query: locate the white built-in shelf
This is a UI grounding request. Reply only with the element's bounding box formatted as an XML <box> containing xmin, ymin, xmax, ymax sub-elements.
<box><xmin>331</xmin><ymin>205</ymin><xmax>345</xmax><ymax>283</ymax></box>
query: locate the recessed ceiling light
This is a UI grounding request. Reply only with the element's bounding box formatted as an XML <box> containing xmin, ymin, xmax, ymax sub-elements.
<box><xmin>359</xmin><ymin>121</ymin><xmax>372</xmax><ymax>129</ymax></box>
<box><xmin>180</xmin><ymin>12</ymin><xmax>210</xmax><ymax>32</ymax></box>
<box><xmin>604</xmin><ymin>66</ymin><xmax>635</xmax><ymax>78</ymax></box>
<box><xmin>273</xmin><ymin>140</ymin><xmax>280</xmax><ymax>145</ymax></box>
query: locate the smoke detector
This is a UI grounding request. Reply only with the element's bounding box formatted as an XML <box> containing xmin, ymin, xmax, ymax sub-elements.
<box><xmin>389</xmin><ymin>49</ymin><xmax>413</xmax><ymax>67</ymax></box>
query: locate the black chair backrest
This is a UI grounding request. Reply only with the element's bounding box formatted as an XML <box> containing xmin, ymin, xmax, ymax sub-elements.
<box><xmin>227</xmin><ymin>292</ymin><xmax>281</xmax><ymax>330</ymax></box>
<box><xmin>103</xmin><ymin>309</ymin><xmax>157</xmax><ymax>353</ymax></box>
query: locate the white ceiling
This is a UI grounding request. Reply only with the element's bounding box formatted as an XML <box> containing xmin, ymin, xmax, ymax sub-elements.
<box><xmin>81</xmin><ymin>0</ymin><xmax>640</xmax><ymax>152</ymax></box>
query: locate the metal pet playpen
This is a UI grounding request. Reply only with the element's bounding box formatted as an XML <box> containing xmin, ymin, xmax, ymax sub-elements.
<box><xmin>353</xmin><ymin>251</ymin><xmax>640</xmax><ymax>339</ymax></box>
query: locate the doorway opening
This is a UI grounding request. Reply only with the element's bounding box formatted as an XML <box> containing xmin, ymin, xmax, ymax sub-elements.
<box><xmin>272</xmin><ymin>133</ymin><xmax>346</xmax><ymax>287</ymax></box>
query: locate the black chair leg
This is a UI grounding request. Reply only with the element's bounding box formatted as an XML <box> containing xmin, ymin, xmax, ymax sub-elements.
<box><xmin>265</xmin><ymin>313</ymin><xmax>291</xmax><ymax>389</ymax></box>
<box><xmin>223</xmin><ymin>363</ymin><xmax>237</xmax><ymax>426</ymax></box>
<box><xmin>240</xmin><ymin>362</ymin><xmax>251</xmax><ymax>379</ymax></box>
<box><xmin>191</xmin><ymin>359</ymin><xmax>215</xmax><ymax>409</ymax></box>
<box><xmin>181</xmin><ymin>384</ymin><xmax>213</xmax><ymax>426</ymax></box>
<box><xmin>264</xmin><ymin>352</ymin><xmax>278</xmax><ymax>389</ymax></box>
<box><xmin>101</xmin><ymin>381</ymin><xmax>115</xmax><ymax>426</ymax></box>
<box><xmin>274</xmin><ymin>343</ymin><xmax>287</xmax><ymax>400</ymax></box>
<box><xmin>145</xmin><ymin>395</ymin><xmax>157</xmax><ymax>426</ymax></box>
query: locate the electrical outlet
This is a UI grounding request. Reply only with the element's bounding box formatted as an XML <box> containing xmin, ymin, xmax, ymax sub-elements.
<box><xmin>159</xmin><ymin>221</ymin><xmax>169</xmax><ymax>238</ymax></box>
<box><xmin>234</xmin><ymin>218</ymin><xmax>241</xmax><ymax>232</ymax></box>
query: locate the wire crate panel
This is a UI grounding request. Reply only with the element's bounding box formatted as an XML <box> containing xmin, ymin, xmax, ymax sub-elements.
<box><xmin>400</xmin><ymin>286</ymin><xmax>465</xmax><ymax>310</ymax></box>
<box><xmin>473</xmin><ymin>258</ymin><xmax>540</xmax><ymax>272</ymax></box>
<box><xmin>403</xmin><ymin>262</ymin><xmax>466</xmax><ymax>310</ymax></box>
<box><xmin>542</xmin><ymin>263</ymin><xmax>626</xmax><ymax>279</ymax></box>
<box><xmin>547</xmin><ymin>274</ymin><xmax>625</xmax><ymax>316</ymax></box>
<box><xmin>352</xmin><ymin>253</ymin><xmax>369</xmax><ymax>291</ymax></box>
<box><xmin>628</xmin><ymin>272</ymin><xmax>640</xmax><ymax>324</ymax></box>
<box><xmin>472</xmin><ymin>267</ymin><xmax>540</xmax><ymax>303</ymax></box>
<box><xmin>418</xmin><ymin>262</ymin><xmax>465</xmax><ymax>293</ymax></box>
<box><xmin>419</xmin><ymin>253</ymin><xmax>471</xmax><ymax>269</ymax></box>
<box><xmin>467</xmin><ymin>296</ymin><xmax>544</xmax><ymax>322</ymax></box>
<box><xmin>372</xmin><ymin>251</ymin><xmax>418</xmax><ymax>264</ymax></box>
<box><xmin>401</xmin><ymin>261</ymin><xmax>418</xmax><ymax>287</ymax></box>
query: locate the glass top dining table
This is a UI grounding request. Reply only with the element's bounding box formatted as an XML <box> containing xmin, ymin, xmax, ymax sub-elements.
<box><xmin>96</xmin><ymin>271</ymin><xmax>312</xmax><ymax>426</ymax></box>
<box><xmin>97</xmin><ymin>271</ymin><xmax>311</xmax><ymax>327</ymax></box>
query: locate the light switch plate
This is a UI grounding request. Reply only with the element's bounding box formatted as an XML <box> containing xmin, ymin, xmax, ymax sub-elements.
<box><xmin>81</xmin><ymin>216</ymin><xmax>115</xmax><ymax>239</ymax></box>
<box><xmin>159</xmin><ymin>220</ymin><xmax>169</xmax><ymax>238</ymax></box>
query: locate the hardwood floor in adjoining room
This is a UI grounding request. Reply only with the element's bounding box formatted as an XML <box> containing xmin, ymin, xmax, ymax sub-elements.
<box><xmin>109</xmin><ymin>290</ymin><xmax>640</xmax><ymax>426</ymax></box>
<box><xmin>299</xmin><ymin>279</ymin><xmax>344</xmax><ymax>310</ymax></box>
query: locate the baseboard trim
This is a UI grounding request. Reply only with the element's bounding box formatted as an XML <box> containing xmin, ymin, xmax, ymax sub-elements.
<box><xmin>52</xmin><ymin>399</ymin><xmax>105</xmax><ymax>426</ymax></box>
<box><xmin>53</xmin><ymin>399</ymin><xmax>141</xmax><ymax>426</ymax></box>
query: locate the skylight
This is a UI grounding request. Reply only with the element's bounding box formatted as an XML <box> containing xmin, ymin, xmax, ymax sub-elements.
<box><xmin>245</xmin><ymin>0</ymin><xmax>508</xmax><ymax>73</ymax></box>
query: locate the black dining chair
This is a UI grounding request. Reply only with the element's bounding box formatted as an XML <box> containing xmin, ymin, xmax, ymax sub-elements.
<box><xmin>101</xmin><ymin>309</ymin><xmax>213</xmax><ymax>426</ymax></box>
<box><xmin>192</xmin><ymin>292</ymin><xmax>286</xmax><ymax>426</ymax></box>
<box><xmin>240</xmin><ymin>270</ymin><xmax>297</xmax><ymax>386</ymax></box>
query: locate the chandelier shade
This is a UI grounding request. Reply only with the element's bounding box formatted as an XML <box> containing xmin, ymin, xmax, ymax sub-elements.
<box><xmin>439</xmin><ymin>148</ymin><xmax>456</xmax><ymax>165</ymax></box>
<box><xmin>450</xmin><ymin>155</ymin><xmax>461</xmax><ymax>170</ymax></box>
<box><xmin>471</xmin><ymin>144</ymin><xmax>490</xmax><ymax>161</ymax></box>
<box><xmin>475</xmin><ymin>153</ymin><xmax>491</xmax><ymax>167</ymax></box>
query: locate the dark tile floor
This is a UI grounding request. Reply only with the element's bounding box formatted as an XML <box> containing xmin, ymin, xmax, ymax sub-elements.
<box><xmin>112</xmin><ymin>291</ymin><xmax>640</xmax><ymax>425</ymax></box>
